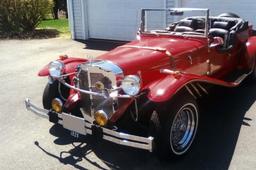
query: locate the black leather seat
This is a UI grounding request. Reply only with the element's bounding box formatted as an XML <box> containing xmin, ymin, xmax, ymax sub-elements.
<box><xmin>174</xmin><ymin>26</ymin><xmax>194</xmax><ymax>32</ymax></box>
<box><xmin>212</xmin><ymin>21</ymin><xmax>233</xmax><ymax>30</ymax></box>
<box><xmin>209</xmin><ymin>28</ymin><xmax>229</xmax><ymax>47</ymax></box>
<box><xmin>178</xmin><ymin>19</ymin><xmax>197</xmax><ymax>28</ymax></box>
<box><xmin>209</xmin><ymin>21</ymin><xmax>234</xmax><ymax>49</ymax></box>
<box><xmin>174</xmin><ymin>19</ymin><xmax>197</xmax><ymax>32</ymax></box>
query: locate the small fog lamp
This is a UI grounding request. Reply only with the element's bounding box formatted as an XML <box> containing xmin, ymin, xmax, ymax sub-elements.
<box><xmin>94</xmin><ymin>110</ymin><xmax>108</xmax><ymax>126</ymax></box>
<box><xmin>51</xmin><ymin>98</ymin><xmax>63</xmax><ymax>113</ymax></box>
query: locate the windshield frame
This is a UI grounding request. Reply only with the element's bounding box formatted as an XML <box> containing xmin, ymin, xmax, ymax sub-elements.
<box><xmin>139</xmin><ymin>8</ymin><xmax>210</xmax><ymax>38</ymax></box>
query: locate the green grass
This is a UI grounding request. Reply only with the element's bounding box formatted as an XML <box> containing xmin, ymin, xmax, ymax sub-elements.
<box><xmin>37</xmin><ymin>19</ymin><xmax>70</xmax><ymax>38</ymax></box>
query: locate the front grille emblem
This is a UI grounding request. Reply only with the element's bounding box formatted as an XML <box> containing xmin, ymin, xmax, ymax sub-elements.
<box><xmin>95</xmin><ymin>81</ymin><xmax>105</xmax><ymax>90</ymax></box>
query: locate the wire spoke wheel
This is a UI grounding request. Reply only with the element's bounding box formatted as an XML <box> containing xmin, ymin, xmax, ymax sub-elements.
<box><xmin>169</xmin><ymin>103</ymin><xmax>198</xmax><ymax>155</ymax></box>
<box><xmin>156</xmin><ymin>93</ymin><xmax>199</xmax><ymax>158</ymax></box>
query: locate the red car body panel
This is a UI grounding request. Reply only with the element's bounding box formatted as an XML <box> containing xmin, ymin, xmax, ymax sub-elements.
<box><xmin>147</xmin><ymin>72</ymin><xmax>243</xmax><ymax>103</ymax></box>
<box><xmin>98</xmin><ymin>36</ymin><xmax>207</xmax><ymax>75</ymax></box>
<box><xmin>246</xmin><ymin>36</ymin><xmax>256</xmax><ymax>66</ymax></box>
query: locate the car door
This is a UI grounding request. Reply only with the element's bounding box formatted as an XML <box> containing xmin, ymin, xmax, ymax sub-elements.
<box><xmin>182</xmin><ymin>45</ymin><xmax>210</xmax><ymax>76</ymax></box>
<box><xmin>208</xmin><ymin>47</ymin><xmax>239</xmax><ymax>79</ymax></box>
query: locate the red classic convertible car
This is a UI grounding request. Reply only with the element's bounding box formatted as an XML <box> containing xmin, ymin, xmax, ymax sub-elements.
<box><xmin>25</xmin><ymin>8</ymin><xmax>256</xmax><ymax>158</ymax></box>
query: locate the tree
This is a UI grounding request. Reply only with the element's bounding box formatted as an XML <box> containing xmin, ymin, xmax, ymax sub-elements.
<box><xmin>52</xmin><ymin>0</ymin><xmax>68</xmax><ymax>19</ymax></box>
<box><xmin>0</xmin><ymin>0</ymin><xmax>53</xmax><ymax>34</ymax></box>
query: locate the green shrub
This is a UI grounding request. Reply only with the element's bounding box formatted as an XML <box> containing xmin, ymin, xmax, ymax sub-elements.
<box><xmin>0</xmin><ymin>0</ymin><xmax>53</xmax><ymax>34</ymax></box>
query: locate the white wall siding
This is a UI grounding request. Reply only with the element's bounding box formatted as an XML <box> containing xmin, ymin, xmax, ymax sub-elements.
<box><xmin>181</xmin><ymin>0</ymin><xmax>256</xmax><ymax>27</ymax></box>
<box><xmin>71</xmin><ymin>0</ymin><xmax>87</xmax><ymax>40</ymax></box>
<box><xmin>69</xmin><ymin>0</ymin><xmax>256</xmax><ymax>40</ymax></box>
<box><xmin>167</xmin><ymin>0</ymin><xmax>175</xmax><ymax>8</ymax></box>
<box><xmin>166</xmin><ymin>0</ymin><xmax>176</xmax><ymax>25</ymax></box>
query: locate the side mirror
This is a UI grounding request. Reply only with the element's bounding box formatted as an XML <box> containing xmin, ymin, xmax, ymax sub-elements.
<box><xmin>209</xmin><ymin>37</ymin><xmax>224</xmax><ymax>48</ymax></box>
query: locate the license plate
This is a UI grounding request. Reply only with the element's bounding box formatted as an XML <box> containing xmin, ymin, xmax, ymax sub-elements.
<box><xmin>70</xmin><ymin>131</ymin><xmax>79</xmax><ymax>138</ymax></box>
<box><xmin>62</xmin><ymin>113</ymin><xmax>86</xmax><ymax>135</ymax></box>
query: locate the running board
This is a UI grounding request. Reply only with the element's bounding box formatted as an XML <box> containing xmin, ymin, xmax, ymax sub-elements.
<box><xmin>202</xmin><ymin>70</ymin><xmax>252</xmax><ymax>87</ymax></box>
<box><xmin>233</xmin><ymin>72</ymin><xmax>250</xmax><ymax>85</ymax></box>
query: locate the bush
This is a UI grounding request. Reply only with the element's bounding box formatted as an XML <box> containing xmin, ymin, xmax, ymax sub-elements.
<box><xmin>0</xmin><ymin>0</ymin><xmax>53</xmax><ymax>34</ymax></box>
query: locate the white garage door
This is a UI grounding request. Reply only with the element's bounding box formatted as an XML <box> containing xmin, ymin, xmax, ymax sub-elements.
<box><xmin>181</xmin><ymin>0</ymin><xmax>256</xmax><ymax>27</ymax></box>
<box><xmin>86</xmin><ymin>0</ymin><xmax>166</xmax><ymax>41</ymax></box>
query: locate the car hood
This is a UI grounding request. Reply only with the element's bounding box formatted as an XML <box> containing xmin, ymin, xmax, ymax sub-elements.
<box><xmin>98</xmin><ymin>36</ymin><xmax>206</xmax><ymax>75</ymax></box>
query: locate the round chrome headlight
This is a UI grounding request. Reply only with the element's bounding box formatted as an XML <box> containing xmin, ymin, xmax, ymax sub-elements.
<box><xmin>121</xmin><ymin>75</ymin><xmax>141</xmax><ymax>96</ymax></box>
<box><xmin>49</xmin><ymin>61</ymin><xmax>64</xmax><ymax>78</ymax></box>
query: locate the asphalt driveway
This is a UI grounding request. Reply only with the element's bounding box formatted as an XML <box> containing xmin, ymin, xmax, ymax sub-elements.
<box><xmin>0</xmin><ymin>38</ymin><xmax>255</xmax><ymax>170</ymax></box>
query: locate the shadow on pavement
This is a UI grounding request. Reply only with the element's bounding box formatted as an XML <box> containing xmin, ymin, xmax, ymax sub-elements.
<box><xmin>77</xmin><ymin>39</ymin><xmax>128</xmax><ymax>51</ymax></box>
<box><xmin>35</xmin><ymin>80</ymin><xmax>256</xmax><ymax>170</ymax></box>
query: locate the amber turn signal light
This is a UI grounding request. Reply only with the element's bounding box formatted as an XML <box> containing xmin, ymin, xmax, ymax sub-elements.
<box><xmin>94</xmin><ymin>110</ymin><xmax>108</xmax><ymax>126</ymax></box>
<box><xmin>51</xmin><ymin>98</ymin><xmax>63</xmax><ymax>113</ymax></box>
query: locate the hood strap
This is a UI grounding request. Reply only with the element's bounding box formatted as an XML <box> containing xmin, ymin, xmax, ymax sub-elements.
<box><xmin>119</xmin><ymin>45</ymin><xmax>172</xmax><ymax>57</ymax></box>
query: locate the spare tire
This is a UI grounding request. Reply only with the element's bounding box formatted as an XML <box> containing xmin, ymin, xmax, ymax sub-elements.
<box><xmin>218</xmin><ymin>13</ymin><xmax>240</xmax><ymax>18</ymax></box>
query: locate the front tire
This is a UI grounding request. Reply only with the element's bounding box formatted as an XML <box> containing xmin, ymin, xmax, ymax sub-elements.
<box><xmin>42</xmin><ymin>80</ymin><xmax>69</xmax><ymax>110</ymax></box>
<box><xmin>156</xmin><ymin>93</ymin><xmax>199</xmax><ymax>158</ymax></box>
<box><xmin>43</xmin><ymin>81</ymin><xmax>59</xmax><ymax>109</ymax></box>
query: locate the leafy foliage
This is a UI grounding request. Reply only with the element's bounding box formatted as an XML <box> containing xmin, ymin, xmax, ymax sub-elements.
<box><xmin>0</xmin><ymin>0</ymin><xmax>53</xmax><ymax>34</ymax></box>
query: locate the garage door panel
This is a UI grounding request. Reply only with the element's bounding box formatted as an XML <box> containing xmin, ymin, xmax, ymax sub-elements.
<box><xmin>87</xmin><ymin>0</ymin><xmax>165</xmax><ymax>41</ymax></box>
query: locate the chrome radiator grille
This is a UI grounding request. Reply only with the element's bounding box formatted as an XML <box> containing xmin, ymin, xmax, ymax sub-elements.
<box><xmin>77</xmin><ymin>64</ymin><xmax>117</xmax><ymax>117</ymax></box>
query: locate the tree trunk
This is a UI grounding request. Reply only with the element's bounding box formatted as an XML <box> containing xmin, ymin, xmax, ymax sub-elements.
<box><xmin>53</xmin><ymin>6</ymin><xmax>58</xmax><ymax>19</ymax></box>
<box><xmin>53</xmin><ymin>0</ymin><xmax>59</xmax><ymax>19</ymax></box>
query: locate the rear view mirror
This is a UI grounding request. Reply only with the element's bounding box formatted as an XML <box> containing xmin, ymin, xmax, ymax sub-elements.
<box><xmin>170</xmin><ymin>10</ymin><xmax>184</xmax><ymax>16</ymax></box>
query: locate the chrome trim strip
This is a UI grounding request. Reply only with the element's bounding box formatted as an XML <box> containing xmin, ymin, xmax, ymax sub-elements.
<box><xmin>86</xmin><ymin>65</ymin><xmax>94</xmax><ymax>115</ymax></box>
<box><xmin>140</xmin><ymin>8</ymin><xmax>209</xmax><ymax>38</ymax></box>
<box><xmin>59</xmin><ymin>79</ymin><xmax>136</xmax><ymax>99</ymax></box>
<box><xmin>120</xmin><ymin>45</ymin><xmax>167</xmax><ymax>52</ymax></box>
<box><xmin>103</xmin><ymin>128</ymin><xmax>153</xmax><ymax>144</ymax></box>
<box><xmin>234</xmin><ymin>72</ymin><xmax>251</xmax><ymax>85</ymax></box>
<box><xmin>25</xmin><ymin>98</ymin><xmax>49</xmax><ymax>119</ymax></box>
<box><xmin>185</xmin><ymin>85</ymin><xmax>197</xmax><ymax>99</ymax></box>
<box><xmin>24</xmin><ymin>98</ymin><xmax>154</xmax><ymax>152</ymax></box>
<box><xmin>60</xmin><ymin>79</ymin><xmax>107</xmax><ymax>98</ymax></box>
<box><xmin>196</xmin><ymin>83</ymin><xmax>208</xmax><ymax>94</ymax></box>
<box><xmin>120</xmin><ymin>45</ymin><xmax>173</xmax><ymax>58</ymax></box>
<box><xmin>190</xmin><ymin>83</ymin><xmax>202</xmax><ymax>97</ymax></box>
<box><xmin>160</xmin><ymin>69</ymin><xmax>181</xmax><ymax>75</ymax></box>
<box><xmin>84</xmin><ymin>60</ymin><xmax>123</xmax><ymax>75</ymax></box>
<box><xmin>103</xmin><ymin>135</ymin><xmax>153</xmax><ymax>151</ymax></box>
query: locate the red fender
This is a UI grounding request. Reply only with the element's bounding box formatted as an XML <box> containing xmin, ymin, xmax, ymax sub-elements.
<box><xmin>246</xmin><ymin>36</ymin><xmax>256</xmax><ymax>57</ymax></box>
<box><xmin>245</xmin><ymin>36</ymin><xmax>256</xmax><ymax>69</ymax></box>
<box><xmin>38</xmin><ymin>57</ymin><xmax>87</xmax><ymax>76</ymax></box>
<box><xmin>147</xmin><ymin>72</ymin><xmax>244</xmax><ymax>103</ymax></box>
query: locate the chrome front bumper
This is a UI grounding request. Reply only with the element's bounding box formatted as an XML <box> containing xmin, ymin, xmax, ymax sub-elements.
<box><xmin>25</xmin><ymin>98</ymin><xmax>154</xmax><ymax>152</ymax></box>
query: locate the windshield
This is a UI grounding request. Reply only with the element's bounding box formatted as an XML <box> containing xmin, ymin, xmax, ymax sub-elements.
<box><xmin>140</xmin><ymin>8</ymin><xmax>209</xmax><ymax>37</ymax></box>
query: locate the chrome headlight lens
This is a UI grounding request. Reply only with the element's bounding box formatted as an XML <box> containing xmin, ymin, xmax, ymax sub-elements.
<box><xmin>49</xmin><ymin>61</ymin><xmax>64</xmax><ymax>78</ymax></box>
<box><xmin>121</xmin><ymin>75</ymin><xmax>141</xmax><ymax>96</ymax></box>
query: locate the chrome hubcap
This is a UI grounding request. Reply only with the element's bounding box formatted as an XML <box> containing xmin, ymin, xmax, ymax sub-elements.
<box><xmin>170</xmin><ymin>103</ymin><xmax>198</xmax><ymax>155</ymax></box>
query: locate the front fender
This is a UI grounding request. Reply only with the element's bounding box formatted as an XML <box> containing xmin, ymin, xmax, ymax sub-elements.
<box><xmin>244</xmin><ymin>36</ymin><xmax>256</xmax><ymax>69</ymax></box>
<box><xmin>147</xmin><ymin>73</ymin><xmax>241</xmax><ymax>103</ymax></box>
<box><xmin>246</xmin><ymin>36</ymin><xmax>256</xmax><ymax>58</ymax></box>
<box><xmin>38</xmin><ymin>57</ymin><xmax>87</xmax><ymax>76</ymax></box>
